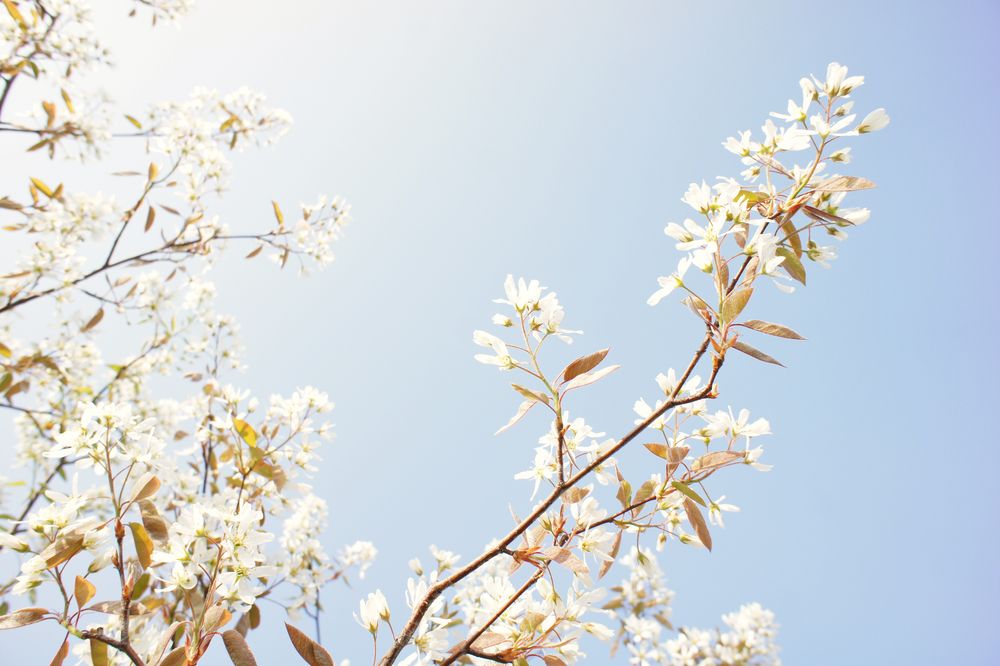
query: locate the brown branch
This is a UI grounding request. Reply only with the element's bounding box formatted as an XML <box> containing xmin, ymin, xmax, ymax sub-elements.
<box><xmin>378</xmin><ymin>330</ymin><xmax>720</xmax><ymax>665</ymax></box>
<box><xmin>440</xmin><ymin>568</ymin><xmax>546</xmax><ymax>666</ymax></box>
<box><xmin>81</xmin><ymin>629</ymin><xmax>146</xmax><ymax>666</ymax></box>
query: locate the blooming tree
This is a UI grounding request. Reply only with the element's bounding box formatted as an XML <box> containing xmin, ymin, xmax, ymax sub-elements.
<box><xmin>0</xmin><ymin>3</ymin><xmax>889</xmax><ymax>666</ymax></box>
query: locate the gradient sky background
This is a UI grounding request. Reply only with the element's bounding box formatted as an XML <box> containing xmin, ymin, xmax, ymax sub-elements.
<box><xmin>2</xmin><ymin>1</ymin><xmax>999</xmax><ymax>664</ymax></box>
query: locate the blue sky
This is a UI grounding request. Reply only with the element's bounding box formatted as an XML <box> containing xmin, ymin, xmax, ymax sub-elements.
<box><xmin>3</xmin><ymin>1</ymin><xmax>998</xmax><ymax>663</ymax></box>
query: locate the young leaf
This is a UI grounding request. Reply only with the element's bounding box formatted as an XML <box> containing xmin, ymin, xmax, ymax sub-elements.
<box><xmin>615</xmin><ymin>478</ymin><xmax>632</xmax><ymax>509</ymax></box>
<box><xmin>802</xmin><ymin>205</ymin><xmax>853</xmax><ymax>226</ymax></box>
<box><xmin>272</xmin><ymin>201</ymin><xmax>285</xmax><ymax>228</ymax></box>
<box><xmin>731</xmin><ymin>340</ymin><xmax>785</xmax><ymax>367</ymax></box>
<box><xmin>670</xmin><ymin>481</ymin><xmax>706</xmax><ymax>507</ymax></box>
<box><xmin>562</xmin><ymin>364</ymin><xmax>620</xmax><ymax>392</ymax></box>
<box><xmin>0</xmin><ymin>341</ymin><xmax>10</xmax><ymax>358</ymax></box>
<box><xmin>145</xmin><ymin>206</ymin><xmax>156</xmax><ymax>232</ymax></box>
<box><xmin>139</xmin><ymin>500</ymin><xmax>169</xmax><ymax>545</ymax></box>
<box><xmin>777</xmin><ymin>209</ymin><xmax>802</xmax><ymax>257</ymax></box>
<box><xmin>683</xmin><ymin>498</ymin><xmax>713</xmax><ymax>551</ymax></box>
<box><xmin>560</xmin><ymin>348</ymin><xmax>609</xmax><ymax>383</ymax></box>
<box><xmin>470</xmin><ymin>632</ymin><xmax>507</xmax><ymax>651</ymax></box>
<box><xmin>0</xmin><ymin>607</ymin><xmax>49</xmax><ymax>629</ymax></box>
<box><xmin>50</xmin><ymin>638</ymin><xmax>69</xmax><ymax>666</ymax></box>
<box><xmin>285</xmin><ymin>623</ymin><xmax>335</xmax><ymax>666</ymax></box>
<box><xmin>643</xmin><ymin>443</ymin><xmax>669</xmax><ymax>460</ymax></box>
<box><xmin>157</xmin><ymin>647</ymin><xmax>188</xmax><ymax>666</ymax></box>
<box><xmin>222</xmin><ymin>630</ymin><xmax>258</xmax><ymax>666</ymax></box>
<box><xmin>561</xmin><ymin>487</ymin><xmax>591</xmax><ymax>504</ymax></box>
<box><xmin>41</xmin><ymin>531</ymin><xmax>85</xmax><ymax>568</ymax></box>
<box><xmin>74</xmin><ymin>576</ymin><xmax>95</xmax><ymax>608</ymax></box>
<box><xmin>691</xmin><ymin>451</ymin><xmax>743</xmax><ymax>471</ymax></box>
<box><xmin>598</xmin><ymin>530</ymin><xmax>623</xmax><ymax>579</ymax></box>
<box><xmin>810</xmin><ymin>175</ymin><xmax>876</xmax><ymax>192</ymax></box>
<box><xmin>130</xmin><ymin>474</ymin><xmax>161</xmax><ymax>502</ymax></box>
<box><xmin>204</xmin><ymin>604</ymin><xmax>233</xmax><ymax>634</ymax></box>
<box><xmin>495</xmin><ymin>399</ymin><xmax>536</xmax><ymax>435</ymax></box>
<box><xmin>666</xmin><ymin>445</ymin><xmax>689</xmax><ymax>477</ymax></box>
<box><xmin>81</xmin><ymin>308</ymin><xmax>104</xmax><ymax>333</ymax></box>
<box><xmin>741</xmin><ymin>320</ymin><xmax>804</xmax><ymax>340</ymax></box>
<box><xmin>30</xmin><ymin>177</ymin><xmax>54</xmax><ymax>198</ymax></box>
<box><xmin>541</xmin><ymin>547</ymin><xmax>589</xmax><ymax>576</ymax></box>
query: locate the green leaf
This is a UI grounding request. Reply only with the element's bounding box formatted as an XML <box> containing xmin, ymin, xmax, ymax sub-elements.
<box><xmin>233</xmin><ymin>419</ymin><xmax>257</xmax><ymax>448</ymax></box>
<box><xmin>720</xmin><ymin>288</ymin><xmax>752</xmax><ymax>324</ymax></box>
<box><xmin>633</xmin><ymin>480</ymin><xmax>657</xmax><ymax>506</ymax></box>
<box><xmin>737</xmin><ymin>189</ymin><xmax>770</xmax><ymax>205</ymax></box>
<box><xmin>29</xmin><ymin>177</ymin><xmax>54</xmax><ymax>198</ymax></box>
<box><xmin>285</xmin><ymin>623</ymin><xmax>335</xmax><ymax>666</ymax></box>
<box><xmin>776</xmin><ymin>247</ymin><xmax>806</xmax><ymax>285</ymax></box>
<box><xmin>90</xmin><ymin>639</ymin><xmax>110</xmax><ymax>666</ymax></box>
<box><xmin>129</xmin><ymin>522</ymin><xmax>154</xmax><ymax>569</ymax></box>
<box><xmin>511</xmin><ymin>383</ymin><xmax>550</xmax><ymax>405</ymax></box>
<box><xmin>670</xmin><ymin>481</ymin><xmax>706</xmax><ymax>507</ymax></box>
<box><xmin>3</xmin><ymin>0</ymin><xmax>27</xmax><ymax>30</ymax></box>
<box><xmin>741</xmin><ymin>320</ymin><xmax>805</xmax><ymax>340</ymax></box>
<box><xmin>271</xmin><ymin>200</ymin><xmax>285</xmax><ymax>228</ymax></box>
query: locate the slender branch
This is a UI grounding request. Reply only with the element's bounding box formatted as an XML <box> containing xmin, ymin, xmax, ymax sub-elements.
<box><xmin>80</xmin><ymin>629</ymin><xmax>146</xmax><ymax>666</ymax></box>
<box><xmin>379</xmin><ymin>330</ymin><xmax>719</xmax><ymax>665</ymax></box>
<box><xmin>440</xmin><ymin>568</ymin><xmax>545</xmax><ymax>666</ymax></box>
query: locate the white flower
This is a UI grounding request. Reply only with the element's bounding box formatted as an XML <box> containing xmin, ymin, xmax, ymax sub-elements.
<box><xmin>820</xmin><ymin>62</ymin><xmax>864</xmax><ymax>97</ymax></box>
<box><xmin>472</xmin><ymin>330</ymin><xmax>515</xmax><ymax>369</ymax></box>
<box><xmin>495</xmin><ymin>275</ymin><xmax>542</xmax><ymax>311</ymax></box>
<box><xmin>647</xmin><ymin>256</ymin><xmax>692</xmax><ymax>306</ymax></box>
<box><xmin>857</xmin><ymin>107</ymin><xmax>890</xmax><ymax>133</ymax></box>
<box><xmin>355</xmin><ymin>590</ymin><xmax>389</xmax><ymax>633</ymax></box>
<box><xmin>681</xmin><ymin>181</ymin><xmax>713</xmax><ymax>213</ymax></box>
<box><xmin>709</xmin><ymin>496</ymin><xmax>741</xmax><ymax>527</ymax></box>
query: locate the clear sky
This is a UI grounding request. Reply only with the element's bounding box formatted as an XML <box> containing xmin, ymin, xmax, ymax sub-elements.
<box><xmin>3</xmin><ymin>1</ymin><xmax>999</xmax><ymax>664</ymax></box>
